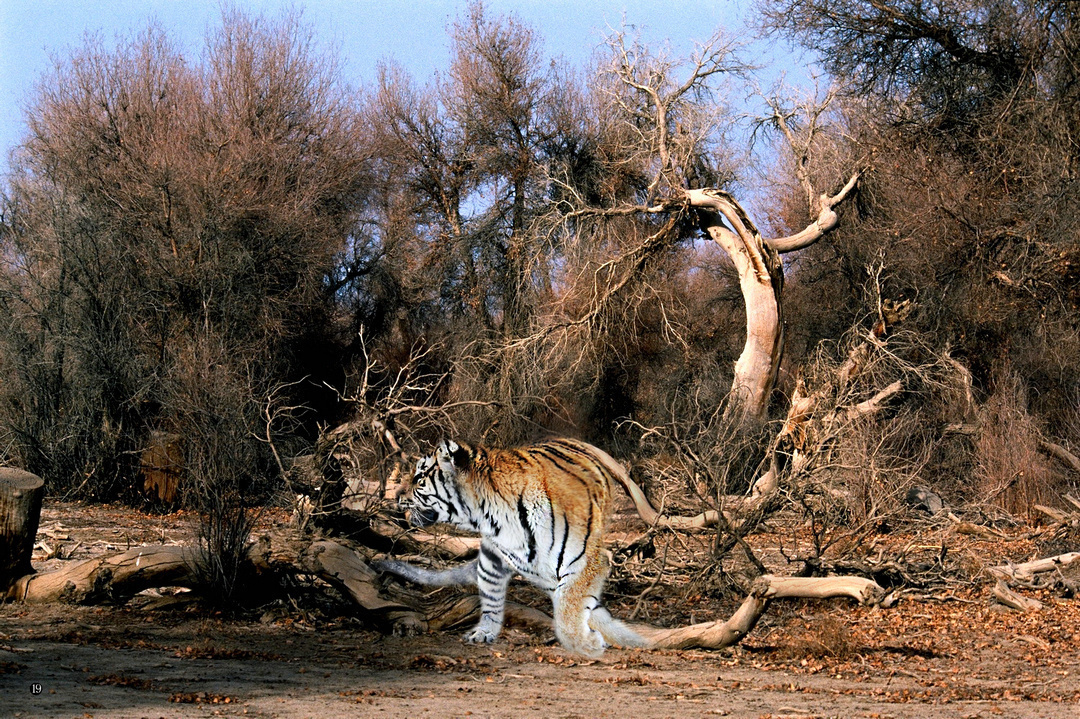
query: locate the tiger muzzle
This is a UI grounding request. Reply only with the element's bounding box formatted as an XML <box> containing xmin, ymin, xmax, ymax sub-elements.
<box><xmin>409</xmin><ymin>507</ymin><xmax>438</xmax><ymax>527</ymax></box>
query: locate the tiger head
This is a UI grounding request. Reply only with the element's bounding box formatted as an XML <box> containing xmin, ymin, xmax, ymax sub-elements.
<box><xmin>403</xmin><ymin>439</ymin><xmax>473</xmax><ymax>529</ymax></box>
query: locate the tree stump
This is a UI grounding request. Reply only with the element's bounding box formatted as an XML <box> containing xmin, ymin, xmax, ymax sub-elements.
<box><xmin>0</xmin><ymin>468</ymin><xmax>45</xmax><ymax>589</ymax></box>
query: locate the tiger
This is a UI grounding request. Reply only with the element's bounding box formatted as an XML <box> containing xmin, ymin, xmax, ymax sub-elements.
<box><xmin>374</xmin><ymin>437</ymin><xmax>651</xmax><ymax>658</ymax></box>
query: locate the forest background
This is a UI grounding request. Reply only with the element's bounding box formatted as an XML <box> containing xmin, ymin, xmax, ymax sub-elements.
<box><xmin>1</xmin><ymin>0</ymin><xmax>1078</xmax><ymax>604</ymax></box>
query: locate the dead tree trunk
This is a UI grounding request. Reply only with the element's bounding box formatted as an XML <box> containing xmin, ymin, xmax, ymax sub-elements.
<box><xmin>686</xmin><ymin>189</ymin><xmax>785</xmax><ymax>427</ymax></box>
<box><xmin>682</xmin><ymin>170</ymin><xmax>859</xmax><ymax>427</ymax></box>
<box><xmin>0</xmin><ymin>468</ymin><xmax>45</xmax><ymax>590</ymax></box>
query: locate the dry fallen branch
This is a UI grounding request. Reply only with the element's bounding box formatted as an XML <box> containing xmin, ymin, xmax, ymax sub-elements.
<box><xmin>1038</xmin><ymin>440</ymin><xmax>1080</xmax><ymax>475</ymax></box>
<box><xmin>1034</xmin><ymin>504</ymin><xmax>1073</xmax><ymax>524</ymax></box>
<box><xmin>991</xmin><ymin>579</ymin><xmax>1044</xmax><ymax>612</ymax></box>
<box><xmin>368</xmin><ymin>520</ymin><xmax>481</xmax><ymax>559</ymax></box>
<box><xmin>947</xmin><ymin>512</ymin><xmax>1011</xmax><ymax>540</ymax></box>
<box><xmin>985</xmin><ymin>552</ymin><xmax>1079</xmax><ymax>612</ymax></box>
<box><xmin>622</xmin><ymin>573</ymin><xmax>883</xmax><ymax>650</ymax></box>
<box><xmin>6</xmin><ymin>545</ymin><xmax>200</xmax><ymax>604</ymax></box>
<box><xmin>989</xmin><ymin>552</ymin><xmax>1080</xmax><ymax>583</ymax></box>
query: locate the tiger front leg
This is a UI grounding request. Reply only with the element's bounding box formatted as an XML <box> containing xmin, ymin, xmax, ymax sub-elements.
<box><xmin>464</xmin><ymin>543</ymin><xmax>513</xmax><ymax>645</ymax></box>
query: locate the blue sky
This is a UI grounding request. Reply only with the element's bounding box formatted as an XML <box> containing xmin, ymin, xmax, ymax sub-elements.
<box><xmin>0</xmin><ymin>0</ymin><xmax>811</xmax><ymax>176</ymax></box>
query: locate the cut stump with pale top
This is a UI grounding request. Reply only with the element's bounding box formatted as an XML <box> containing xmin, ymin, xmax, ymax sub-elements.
<box><xmin>0</xmin><ymin>467</ymin><xmax>45</xmax><ymax>589</ymax></box>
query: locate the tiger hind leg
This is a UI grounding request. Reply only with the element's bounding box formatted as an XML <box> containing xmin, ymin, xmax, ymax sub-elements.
<box><xmin>552</xmin><ymin>557</ymin><xmax>609</xmax><ymax>658</ymax></box>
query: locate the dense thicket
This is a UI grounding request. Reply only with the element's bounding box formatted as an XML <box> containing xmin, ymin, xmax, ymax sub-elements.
<box><xmin>0</xmin><ymin>11</ymin><xmax>367</xmax><ymax>504</ymax></box>
<box><xmin>762</xmin><ymin>0</ymin><xmax>1080</xmax><ymax>510</ymax></box>
<box><xmin>1</xmin><ymin>1</ymin><xmax>1075</xmax><ymax>527</ymax></box>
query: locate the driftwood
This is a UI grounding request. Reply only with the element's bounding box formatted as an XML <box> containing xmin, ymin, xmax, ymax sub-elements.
<box><xmin>0</xmin><ymin>468</ymin><xmax>45</xmax><ymax>587</ymax></box>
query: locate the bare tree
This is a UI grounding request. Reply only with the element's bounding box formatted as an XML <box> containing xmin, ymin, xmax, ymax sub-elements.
<box><xmin>555</xmin><ymin>29</ymin><xmax>862</xmax><ymax>427</ymax></box>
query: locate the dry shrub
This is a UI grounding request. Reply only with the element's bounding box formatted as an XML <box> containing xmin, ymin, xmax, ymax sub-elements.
<box><xmin>821</xmin><ymin>410</ymin><xmax>933</xmax><ymax>526</ymax></box>
<box><xmin>788</xmin><ymin>316</ymin><xmax>965</xmax><ymax>526</ymax></box>
<box><xmin>778</xmin><ymin>614</ymin><xmax>855</xmax><ymax>660</ymax></box>
<box><xmin>0</xmin><ymin>9</ymin><xmax>365</xmax><ymax>502</ymax></box>
<box><xmin>165</xmin><ymin>338</ymin><xmax>276</xmax><ymax>608</ymax></box>
<box><xmin>631</xmin><ymin>385</ymin><xmax>768</xmax><ymax>514</ymax></box>
<box><xmin>973</xmin><ymin>369</ymin><xmax>1058</xmax><ymax>517</ymax></box>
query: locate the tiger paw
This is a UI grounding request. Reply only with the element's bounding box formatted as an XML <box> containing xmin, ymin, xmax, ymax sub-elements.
<box><xmin>576</xmin><ymin>629</ymin><xmax>607</xmax><ymax>659</ymax></box>
<box><xmin>463</xmin><ymin>626</ymin><xmax>499</xmax><ymax>644</ymax></box>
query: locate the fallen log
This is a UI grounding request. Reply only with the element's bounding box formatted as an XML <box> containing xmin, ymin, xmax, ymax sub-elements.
<box><xmin>299</xmin><ymin>539</ymin><xmax>424</xmax><ymax>630</ymax></box>
<box><xmin>6</xmin><ymin>545</ymin><xmax>197</xmax><ymax>604</ymax></box>
<box><xmin>300</xmin><ymin>539</ymin><xmax>551</xmax><ymax>636</ymax></box>
<box><xmin>5</xmin><ymin>536</ymin><xmax>276</xmax><ymax>605</ymax></box>
<box><xmin>989</xmin><ymin>552</ymin><xmax>1080</xmax><ymax>583</ymax></box>
<box><xmin>611</xmin><ymin>455</ymin><xmax>780</xmax><ymax>532</ymax></box>
<box><xmin>1064</xmin><ymin>494</ymin><xmax>1080</xmax><ymax>513</ymax></box>
<box><xmin>632</xmin><ymin>587</ymin><xmax>770</xmax><ymax>650</ymax></box>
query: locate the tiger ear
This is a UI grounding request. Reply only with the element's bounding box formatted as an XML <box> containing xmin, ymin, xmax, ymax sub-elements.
<box><xmin>437</xmin><ymin>439</ymin><xmax>470</xmax><ymax>469</ymax></box>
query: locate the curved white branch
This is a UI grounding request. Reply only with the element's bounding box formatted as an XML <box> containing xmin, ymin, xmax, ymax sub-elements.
<box><xmin>765</xmin><ymin>170</ymin><xmax>861</xmax><ymax>253</ymax></box>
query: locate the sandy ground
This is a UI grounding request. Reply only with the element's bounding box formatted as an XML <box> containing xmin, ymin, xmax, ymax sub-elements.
<box><xmin>2</xmin><ymin>607</ymin><xmax>1078</xmax><ymax>719</ymax></box>
<box><xmin>2</xmin><ymin>502</ymin><xmax>1078</xmax><ymax>719</ymax></box>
